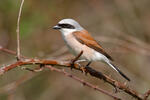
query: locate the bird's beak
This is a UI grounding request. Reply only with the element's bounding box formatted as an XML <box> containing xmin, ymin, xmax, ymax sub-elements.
<box><xmin>53</xmin><ymin>25</ymin><xmax>61</xmax><ymax>30</ymax></box>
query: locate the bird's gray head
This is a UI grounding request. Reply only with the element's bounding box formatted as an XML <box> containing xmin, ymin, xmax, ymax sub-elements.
<box><xmin>53</xmin><ymin>19</ymin><xmax>84</xmax><ymax>35</ymax></box>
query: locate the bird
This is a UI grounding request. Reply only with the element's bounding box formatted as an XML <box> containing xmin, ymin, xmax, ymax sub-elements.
<box><xmin>53</xmin><ymin>18</ymin><xmax>130</xmax><ymax>81</ymax></box>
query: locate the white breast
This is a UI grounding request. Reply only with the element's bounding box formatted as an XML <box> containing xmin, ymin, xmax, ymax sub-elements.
<box><xmin>61</xmin><ymin>33</ymin><xmax>108</xmax><ymax>61</ymax></box>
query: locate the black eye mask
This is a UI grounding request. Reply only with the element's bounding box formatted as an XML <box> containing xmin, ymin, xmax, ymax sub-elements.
<box><xmin>58</xmin><ymin>23</ymin><xmax>75</xmax><ymax>29</ymax></box>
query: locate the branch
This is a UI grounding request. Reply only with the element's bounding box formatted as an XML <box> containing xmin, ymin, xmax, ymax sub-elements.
<box><xmin>0</xmin><ymin>47</ymin><xmax>122</xmax><ymax>99</ymax></box>
<box><xmin>16</xmin><ymin>0</ymin><xmax>24</xmax><ymax>60</ymax></box>
<box><xmin>84</xmin><ymin>67</ymin><xmax>144</xmax><ymax>100</ymax></box>
<box><xmin>0</xmin><ymin>46</ymin><xmax>147</xmax><ymax>100</ymax></box>
<box><xmin>0</xmin><ymin>43</ymin><xmax>148</xmax><ymax>100</ymax></box>
<box><xmin>0</xmin><ymin>57</ymin><xmax>145</xmax><ymax>100</ymax></box>
<box><xmin>45</xmin><ymin>65</ymin><xmax>121</xmax><ymax>100</ymax></box>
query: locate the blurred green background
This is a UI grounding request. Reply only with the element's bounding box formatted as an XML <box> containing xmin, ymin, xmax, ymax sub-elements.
<box><xmin>0</xmin><ymin>0</ymin><xmax>150</xmax><ymax>100</ymax></box>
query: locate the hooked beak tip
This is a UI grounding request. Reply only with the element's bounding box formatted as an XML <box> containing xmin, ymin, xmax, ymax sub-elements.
<box><xmin>53</xmin><ymin>25</ymin><xmax>61</xmax><ymax>30</ymax></box>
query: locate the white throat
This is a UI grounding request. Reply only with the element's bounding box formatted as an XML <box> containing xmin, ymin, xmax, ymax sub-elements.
<box><xmin>60</xmin><ymin>29</ymin><xmax>76</xmax><ymax>36</ymax></box>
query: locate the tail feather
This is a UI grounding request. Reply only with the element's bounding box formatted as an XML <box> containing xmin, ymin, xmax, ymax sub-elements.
<box><xmin>107</xmin><ymin>62</ymin><xmax>130</xmax><ymax>81</ymax></box>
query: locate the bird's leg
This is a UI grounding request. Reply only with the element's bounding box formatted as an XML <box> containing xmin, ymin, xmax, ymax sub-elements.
<box><xmin>70</xmin><ymin>50</ymin><xmax>83</xmax><ymax>70</ymax></box>
<box><xmin>84</xmin><ymin>61</ymin><xmax>92</xmax><ymax>75</ymax></box>
<box><xmin>86</xmin><ymin>61</ymin><xmax>92</xmax><ymax>67</ymax></box>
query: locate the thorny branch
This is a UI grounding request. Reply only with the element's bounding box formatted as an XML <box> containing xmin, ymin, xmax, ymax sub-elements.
<box><xmin>45</xmin><ymin>65</ymin><xmax>121</xmax><ymax>100</ymax></box>
<box><xmin>0</xmin><ymin>49</ymin><xmax>121</xmax><ymax>100</ymax></box>
<box><xmin>0</xmin><ymin>48</ymin><xmax>150</xmax><ymax>100</ymax></box>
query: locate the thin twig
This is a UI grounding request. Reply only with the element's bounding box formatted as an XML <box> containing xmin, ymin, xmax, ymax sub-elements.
<box><xmin>96</xmin><ymin>36</ymin><xmax>150</xmax><ymax>57</ymax></box>
<box><xmin>16</xmin><ymin>0</ymin><xmax>24</xmax><ymax>60</ymax></box>
<box><xmin>0</xmin><ymin>46</ymin><xmax>26</xmax><ymax>58</ymax></box>
<box><xmin>45</xmin><ymin>65</ymin><xmax>121</xmax><ymax>100</ymax></box>
<box><xmin>143</xmin><ymin>90</ymin><xmax>150</xmax><ymax>100</ymax></box>
<box><xmin>0</xmin><ymin>72</ymin><xmax>34</xmax><ymax>94</ymax></box>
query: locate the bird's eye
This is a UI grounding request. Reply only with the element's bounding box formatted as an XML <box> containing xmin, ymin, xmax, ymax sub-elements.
<box><xmin>58</xmin><ymin>24</ymin><xmax>75</xmax><ymax>29</ymax></box>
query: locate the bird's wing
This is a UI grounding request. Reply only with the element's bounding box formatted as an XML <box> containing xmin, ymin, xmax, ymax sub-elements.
<box><xmin>73</xmin><ymin>30</ymin><xmax>113</xmax><ymax>61</ymax></box>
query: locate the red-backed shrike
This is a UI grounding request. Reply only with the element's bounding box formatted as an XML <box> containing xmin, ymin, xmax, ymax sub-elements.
<box><xmin>53</xmin><ymin>18</ymin><xmax>130</xmax><ymax>81</ymax></box>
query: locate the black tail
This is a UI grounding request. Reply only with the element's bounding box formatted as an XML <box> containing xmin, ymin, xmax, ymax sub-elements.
<box><xmin>107</xmin><ymin>62</ymin><xmax>130</xmax><ymax>81</ymax></box>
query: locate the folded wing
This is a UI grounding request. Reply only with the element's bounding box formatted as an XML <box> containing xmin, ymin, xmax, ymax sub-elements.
<box><xmin>73</xmin><ymin>30</ymin><xmax>113</xmax><ymax>61</ymax></box>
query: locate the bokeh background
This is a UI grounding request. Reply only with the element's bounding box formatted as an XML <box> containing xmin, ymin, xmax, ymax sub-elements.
<box><xmin>0</xmin><ymin>0</ymin><xmax>150</xmax><ymax>100</ymax></box>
